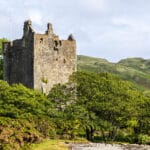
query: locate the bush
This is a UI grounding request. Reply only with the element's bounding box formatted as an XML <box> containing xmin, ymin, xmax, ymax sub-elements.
<box><xmin>115</xmin><ymin>131</ymin><xmax>128</xmax><ymax>142</ymax></box>
<box><xmin>137</xmin><ymin>134</ymin><xmax>150</xmax><ymax>144</ymax></box>
<box><xmin>0</xmin><ymin>117</ymin><xmax>42</xmax><ymax>150</ymax></box>
<box><xmin>0</xmin><ymin>80</ymin><xmax>56</xmax><ymax>149</ymax></box>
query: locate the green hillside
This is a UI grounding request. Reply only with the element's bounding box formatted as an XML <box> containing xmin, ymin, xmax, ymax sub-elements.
<box><xmin>77</xmin><ymin>55</ymin><xmax>150</xmax><ymax>90</ymax></box>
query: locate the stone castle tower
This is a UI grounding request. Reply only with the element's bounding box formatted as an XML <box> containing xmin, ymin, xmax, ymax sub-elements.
<box><xmin>3</xmin><ymin>20</ymin><xmax>76</xmax><ymax>93</ymax></box>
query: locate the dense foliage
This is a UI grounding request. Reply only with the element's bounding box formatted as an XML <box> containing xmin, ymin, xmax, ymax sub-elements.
<box><xmin>0</xmin><ymin>38</ymin><xmax>8</xmax><ymax>55</ymax></box>
<box><xmin>0</xmin><ymin>60</ymin><xmax>3</xmax><ymax>79</ymax></box>
<box><xmin>47</xmin><ymin>72</ymin><xmax>150</xmax><ymax>143</ymax></box>
<box><xmin>0</xmin><ymin>71</ymin><xmax>150</xmax><ymax>149</ymax></box>
<box><xmin>0</xmin><ymin>38</ymin><xmax>8</xmax><ymax>79</ymax></box>
<box><xmin>71</xmin><ymin>72</ymin><xmax>150</xmax><ymax>142</ymax></box>
<box><xmin>0</xmin><ymin>81</ymin><xmax>55</xmax><ymax>149</ymax></box>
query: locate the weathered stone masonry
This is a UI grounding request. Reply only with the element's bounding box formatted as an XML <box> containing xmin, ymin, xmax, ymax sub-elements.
<box><xmin>3</xmin><ymin>20</ymin><xmax>76</xmax><ymax>93</ymax></box>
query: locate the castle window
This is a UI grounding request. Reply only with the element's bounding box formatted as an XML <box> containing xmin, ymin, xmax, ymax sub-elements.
<box><xmin>63</xmin><ymin>59</ymin><xmax>66</xmax><ymax>63</ymax></box>
<box><xmin>54</xmin><ymin>47</ymin><xmax>59</xmax><ymax>51</ymax></box>
<box><xmin>40</xmin><ymin>38</ymin><xmax>43</xmax><ymax>44</ymax></box>
<box><xmin>56</xmin><ymin>58</ymin><xmax>58</xmax><ymax>61</ymax></box>
<box><xmin>54</xmin><ymin>40</ymin><xmax>58</xmax><ymax>47</ymax></box>
<box><xmin>54</xmin><ymin>40</ymin><xmax>59</xmax><ymax>51</ymax></box>
<box><xmin>59</xmin><ymin>40</ymin><xmax>62</xmax><ymax>46</ymax></box>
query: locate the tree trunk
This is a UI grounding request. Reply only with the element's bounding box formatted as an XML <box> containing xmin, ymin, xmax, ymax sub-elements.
<box><xmin>90</xmin><ymin>127</ymin><xmax>94</xmax><ymax>141</ymax></box>
<box><xmin>108</xmin><ymin>127</ymin><xmax>118</xmax><ymax>140</ymax></box>
<box><xmin>86</xmin><ymin>128</ymin><xmax>90</xmax><ymax>140</ymax></box>
<box><xmin>101</xmin><ymin>129</ymin><xmax>107</xmax><ymax>141</ymax></box>
<box><xmin>86</xmin><ymin>127</ymin><xmax>95</xmax><ymax>141</ymax></box>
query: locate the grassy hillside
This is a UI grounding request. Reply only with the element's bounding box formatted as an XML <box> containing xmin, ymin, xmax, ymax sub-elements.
<box><xmin>77</xmin><ymin>55</ymin><xmax>150</xmax><ymax>90</ymax></box>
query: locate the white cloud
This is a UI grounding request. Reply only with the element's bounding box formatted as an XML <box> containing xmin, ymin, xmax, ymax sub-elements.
<box><xmin>112</xmin><ymin>17</ymin><xmax>150</xmax><ymax>32</ymax></box>
<box><xmin>1</xmin><ymin>0</ymin><xmax>150</xmax><ymax>61</ymax></box>
<box><xmin>80</xmin><ymin>0</ymin><xmax>108</xmax><ymax>13</ymax></box>
<box><xmin>27</xmin><ymin>9</ymin><xmax>43</xmax><ymax>26</ymax></box>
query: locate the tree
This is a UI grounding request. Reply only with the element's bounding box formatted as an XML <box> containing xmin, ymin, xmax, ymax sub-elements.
<box><xmin>47</xmin><ymin>71</ymin><xmax>150</xmax><ymax>142</ymax></box>
<box><xmin>47</xmin><ymin>83</ymin><xmax>78</xmax><ymax>139</ymax></box>
<box><xmin>71</xmin><ymin>72</ymin><xmax>146</xmax><ymax>140</ymax></box>
<box><xmin>0</xmin><ymin>38</ymin><xmax>8</xmax><ymax>79</ymax></box>
<box><xmin>0</xmin><ymin>60</ymin><xmax>3</xmax><ymax>79</ymax></box>
<box><xmin>0</xmin><ymin>38</ymin><xmax>8</xmax><ymax>55</ymax></box>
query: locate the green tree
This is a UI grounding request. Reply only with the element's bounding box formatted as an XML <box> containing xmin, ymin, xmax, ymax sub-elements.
<box><xmin>71</xmin><ymin>72</ymin><xmax>147</xmax><ymax>141</ymax></box>
<box><xmin>47</xmin><ymin>83</ymin><xmax>78</xmax><ymax>139</ymax></box>
<box><xmin>0</xmin><ymin>38</ymin><xmax>8</xmax><ymax>79</ymax></box>
<box><xmin>0</xmin><ymin>60</ymin><xmax>3</xmax><ymax>79</ymax></box>
<box><xmin>0</xmin><ymin>38</ymin><xmax>8</xmax><ymax>55</ymax></box>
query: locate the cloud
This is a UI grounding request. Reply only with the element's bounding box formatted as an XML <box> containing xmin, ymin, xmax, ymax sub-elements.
<box><xmin>1</xmin><ymin>0</ymin><xmax>150</xmax><ymax>61</ymax></box>
<box><xmin>112</xmin><ymin>17</ymin><xmax>150</xmax><ymax>32</ymax></box>
<box><xmin>79</xmin><ymin>0</ymin><xmax>109</xmax><ymax>16</ymax></box>
<box><xmin>27</xmin><ymin>9</ymin><xmax>43</xmax><ymax>26</ymax></box>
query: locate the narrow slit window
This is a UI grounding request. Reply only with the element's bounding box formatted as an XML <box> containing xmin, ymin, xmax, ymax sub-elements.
<box><xmin>40</xmin><ymin>38</ymin><xmax>43</xmax><ymax>43</ymax></box>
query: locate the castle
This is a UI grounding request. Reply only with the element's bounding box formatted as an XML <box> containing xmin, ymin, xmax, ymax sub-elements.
<box><xmin>3</xmin><ymin>20</ymin><xmax>76</xmax><ymax>93</ymax></box>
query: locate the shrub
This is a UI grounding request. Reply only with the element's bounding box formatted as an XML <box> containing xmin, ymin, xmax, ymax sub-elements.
<box><xmin>137</xmin><ymin>134</ymin><xmax>150</xmax><ymax>144</ymax></box>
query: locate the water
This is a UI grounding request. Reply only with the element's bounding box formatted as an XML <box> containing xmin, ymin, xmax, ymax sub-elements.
<box><xmin>71</xmin><ymin>143</ymin><xmax>150</xmax><ymax>150</ymax></box>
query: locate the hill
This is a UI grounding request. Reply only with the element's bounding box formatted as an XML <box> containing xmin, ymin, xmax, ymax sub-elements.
<box><xmin>77</xmin><ymin>55</ymin><xmax>150</xmax><ymax>90</ymax></box>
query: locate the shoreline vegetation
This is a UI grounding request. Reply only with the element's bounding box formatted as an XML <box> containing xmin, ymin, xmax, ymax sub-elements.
<box><xmin>0</xmin><ymin>39</ymin><xmax>150</xmax><ymax>149</ymax></box>
<box><xmin>0</xmin><ymin>72</ymin><xmax>150</xmax><ymax>149</ymax></box>
<box><xmin>21</xmin><ymin>139</ymin><xmax>88</xmax><ymax>150</ymax></box>
<box><xmin>21</xmin><ymin>139</ymin><xmax>150</xmax><ymax>150</ymax></box>
<box><xmin>22</xmin><ymin>139</ymin><xmax>70</xmax><ymax>150</ymax></box>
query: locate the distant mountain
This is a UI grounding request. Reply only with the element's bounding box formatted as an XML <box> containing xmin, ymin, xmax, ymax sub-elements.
<box><xmin>77</xmin><ymin>55</ymin><xmax>150</xmax><ymax>90</ymax></box>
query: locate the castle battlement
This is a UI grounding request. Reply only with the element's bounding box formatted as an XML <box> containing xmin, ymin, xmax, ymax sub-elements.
<box><xmin>3</xmin><ymin>20</ymin><xmax>76</xmax><ymax>93</ymax></box>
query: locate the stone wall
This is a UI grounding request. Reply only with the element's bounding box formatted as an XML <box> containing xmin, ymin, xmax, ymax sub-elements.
<box><xmin>3</xmin><ymin>20</ymin><xmax>34</xmax><ymax>88</ymax></box>
<box><xmin>33</xmin><ymin>24</ymin><xmax>76</xmax><ymax>93</ymax></box>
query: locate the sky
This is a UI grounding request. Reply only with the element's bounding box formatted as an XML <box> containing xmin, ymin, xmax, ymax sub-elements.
<box><xmin>0</xmin><ymin>0</ymin><xmax>150</xmax><ymax>62</ymax></box>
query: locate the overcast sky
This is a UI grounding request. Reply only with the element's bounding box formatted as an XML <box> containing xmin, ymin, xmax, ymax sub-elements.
<box><xmin>1</xmin><ymin>0</ymin><xmax>150</xmax><ymax>62</ymax></box>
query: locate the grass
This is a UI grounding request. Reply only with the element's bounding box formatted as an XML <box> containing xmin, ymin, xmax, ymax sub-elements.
<box><xmin>22</xmin><ymin>139</ymin><xmax>69</xmax><ymax>150</ymax></box>
<box><xmin>21</xmin><ymin>138</ymin><xmax>88</xmax><ymax>150</ymax></box>
<box><xmin>77</xmin><ymin>55</ymin><xmax>150</xmax><ymax>90</ymax></box>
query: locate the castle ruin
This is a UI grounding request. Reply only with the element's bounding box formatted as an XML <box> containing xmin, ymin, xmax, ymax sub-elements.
<box><xmin>3</xmin><ymin>20</ymin><xmax>76</xmax><ymax>93</ymax></box>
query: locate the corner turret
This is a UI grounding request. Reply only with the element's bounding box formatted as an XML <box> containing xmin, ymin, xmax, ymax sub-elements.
<box><xmin>46</xmin><ymin>23</ymin><xmax>53</xmax><ymax>35</ymax></box>
<box><xmin>23</xmin><ymin>20</ymin><xmax>34</xmax><ymax>39</ymax></box>
<box><xmin>22</xmin><ymin>20</ymin><xmax>34</xmax><ymax>47</ymax></box>
<box><xmin>68</xmin><ymin>34</ymin><xmax>75</xmax><ymax>41</ymax></box>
